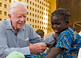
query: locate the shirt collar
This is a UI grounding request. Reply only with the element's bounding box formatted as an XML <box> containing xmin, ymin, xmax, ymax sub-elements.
<box><xmin>6</xmin><ymin>19</ymin><xmax>25</xmax><ymax>31</ymax></box>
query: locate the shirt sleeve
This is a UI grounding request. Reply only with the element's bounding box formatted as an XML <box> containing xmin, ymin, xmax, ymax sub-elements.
<box><xmin>55</xmin><ymin>32</ymin><xmax>72</xmax><ymax>51</ymax></box>
<box><xmin>27</xmin><ymin>25</ymin><xmax>55</xmax><ymax>44</ymax></box>
<box><xmin>43</xmin><ymin>34</ymin><xmax>55</xmax><ymax>44</ymax></box>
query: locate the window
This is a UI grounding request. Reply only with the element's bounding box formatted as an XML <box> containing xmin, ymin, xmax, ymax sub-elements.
<box><xmin>0</xmin><ymin>10</ymin><xmax>2</xmax><ymax>15</ymax></box>
<box><xmin>44</xmin><ymin>8</ymin><xmax>45</xmax><ymax>10</ymax></box>
<box><xmin>42</xmin><ymin>27</ymin><xmax>43</xmax><ymax>29</ymax></box>
<box><xmin>0</xmin><ymin>3</ymin><xmax>2</xmax><ymax>7</ymax></box>
<box><xmin>9</xmin><ymin>0</ymin><xmax>11</xmax><ymax>3</ymax></box>
<box><xmin>40</xmin><ymin>1</ymin><xmax>41</xmax><ymax>4</ymax></box>
<box><xmin>35</xmin><ymin>14</ymin><xmax>37</xmax><ymax>17</ymax></box>
<box><xmin>42</xmin><ymin>7</ymin><xmax>43</xmax><ymax>10</ymax></box>
<box><xmin>42</xmin><ymin>17</ymin><xmax>43</xmax><ymax>19</ymax></box>
<box><xmin>4</xmin><ymin>4</ymin><xmax>7</xmax><ymax>8</ymax></box>
<box><xmin>37</xmin><ymin>10</ymin><xmax>39</xmax><ymax>13</ymax></box>
<box><xmin>33</xmin><ymin>14</ymin><xmax>34</xmax><ymax>16</ymax></box>
<box><xmin>30</xmin><ymin>18</ymin><xmax>31</xmax><ymax>22</ymax></box>
<box><xmin>33</xmin><ymin>3</ymin><xmax>34</xmax><ymax>5</ymax></box>
<box><xmin>42</xmin><ymin>22</ymin><xmax>43</xmax><ymax>24</ymax></box>
<box><xmin>46</xmin><ymin>9</ymin><xmax>47</xmax><ymax>11</ymax></box>
<box><xmin>35</xmin><ymin>9</ymin><xmax>37</xmax><ymax>12</ymax></box>
<box><xmin>44</xmin><ymin>23</ymin><xmax>45</xmax><ymax>25</ymax></box>
<box><xmin>42</xmin><ymin>12</ymin><xmax>43</xmax><ymax>14</ymax></box>
<box><xmin>46</xmin><ymin>4</ymin><xmax>47</xmax><ymax>7</ymax></box>
<box><xmin>35</xmin><ymin>4</ymin><xmax>37</xmax><ymax>7</ymax></box>
<box><xmin>38</xmin><ymin>15</ymin><xmax>39</xmax><ymax>18</ymax></box>
<box><xmin>44</xmin><ymin>3</ymin><xmax>45</xmax><ymax>6</ymax></box>
<box><xmin>27</xmin><ymin>12</ymin><xmax>29</xmax><ymax>15</ymax></box>
<box><xmin>40</xmin><ymin>11</ymin><xmax>41</xmax><ymax>14</ymax></box>
<box><xmin>42</xmin><ymin>2</ymin><xmax>43</xmax><ymax>5</ymax></box>
<box><xmin>4</xmin><ymin>11</ymin><xmax>7</xmax><ymax>16</ymax></box>
<box><xmin>0</xmin><ymin>18</ymin><xmax>2</xmax><ymax>21</ymax></box>
<box><xmin>44</xmin><ymin>27</ymin><xmax>45</xmax><ymax>29</ymax></box>
<box><xmin>5</xmin><ymin>0</ymin><xmax>7</xmax><ymax>1</ymax></box>
<box><xmin>35</xmin><ymin>0</ymin><xmax>37</xmax><ymax>2</ymax></box>
<box><xmin>32</xmin><ymin>25</ymin><xmax>34</xmax><ymax>28</ymax></box>
<box><xmin>38</xmin><ymin>21</ymin><xmax>39</xmax><ymax>23</ymax></box>
<box><xmin>32</xmin><ymin>19</ymin><xmax>34</xmax><ymax>22</ymax></box>
<box><xmin>40</xmin><ymin>26</ymin><xmax>41</xmax><ymax>29</ymax></box>
<box><xmin>40</xmin><ymin>21</ymin><xmax>41</xmax><ymax>24</ymax></box>
<box><xmin>40</xmin><ymin>6</ymin><xmax>41</xmax><ymax>9</ymax></box>
<box><xmin>27</xmin><ymin>18</ymin><xmax>29</xmax><ymax>21</ymax></box>
<box><xmin>46</xmin><ymin>28</ymin><xmax>47</xmax><ymax>30</ymax></box>
<box><xmin>30</xmin><ymin>13</ymin><xmax>31</xmax><ymax>16</ymax></box>
<box><xmin>30</xmin><ymin>1</ymin><xmax>31</xmax><ymax>4</ymax></box>
<box><xmin>38</xmin><ymin>5</ymin><xmax>39</xmax><ymax>8</ymax></box>
<box><xmin>33</xmin><ymin>8</ymin><xmax>34</xmax><ymax>11</ymax></box>
<box><xmin>35</xmin><ymin>20</ymin><xmax>36</xmax><ymax>23</ymax></box>
<box><xmin>35</xmin><ymin>25</ymin><xmax>36</xmax><ymax>28</ymax></box>
<box><xmin>38</xmin><ymin>0</ymin><xmax>39</xmax><ymax>2</ymax></box>
<box><xmin>30</xmin><ymin>7</ymin><xmax>31</xmax><ymax>10</ymax></box>
<box><xmin>27</xmin><ymin>6</ymin><xmax>29</xmax><ymax>9</ymax></box>
<box><xmin>46</xmin><ymin>13</ymin><xmax>47</xmax><ymax>16</ymax></box>
<box><xmin>27</xmin><ymin>0</ymin><xmax>29</xmax><ymax>3</ymax></box>
<box><xmin>19</xmin><ymin>0</ymin><xmax>22</xmax><ymax>1</ymax></box>
<box><xmin>46</xmin><ymin>23</ymin><xmax>47</xmax><ymax>25</ymax></box>
<box><xmin>38</xmin><ymin>26</ymin><xmax>39</xmax><ymax>28</ymax></box>
<box><xmin>40</xmin><ymin>16</ymin><xmax>41</xmax><ymax>19</ymax></box>
<box><xmin>4</xmin><ymin>19</ymin><xmax>6</xmax><ymax>20</ymax></box>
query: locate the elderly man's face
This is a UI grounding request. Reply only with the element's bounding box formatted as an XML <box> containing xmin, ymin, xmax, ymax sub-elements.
<box><xmin>8</xmin><ymin>6</ymin><xmax>27</xmax><ymax>31</ymax></box>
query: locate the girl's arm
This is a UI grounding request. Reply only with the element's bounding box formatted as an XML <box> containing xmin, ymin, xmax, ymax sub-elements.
<box><xmin>44</xmin><ymin>47</ymin><xmax>63</xmax><ymax>58</ymax></box>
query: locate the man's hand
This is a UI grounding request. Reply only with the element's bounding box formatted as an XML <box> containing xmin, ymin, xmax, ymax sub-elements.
<box><xmin>29</xmin><ymin>42</ymin><xmax>47</xmax><ymax>54</ymax></box>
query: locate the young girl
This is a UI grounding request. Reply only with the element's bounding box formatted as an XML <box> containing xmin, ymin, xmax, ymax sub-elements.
<box><xmin>44</xmin><ymin>8</ymin><xmax>81</xmax><ymax>58</ymax></box>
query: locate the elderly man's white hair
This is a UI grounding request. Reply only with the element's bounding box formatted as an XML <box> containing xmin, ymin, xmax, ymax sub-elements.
<box><xmin>9</xmin><ymin>1</ymin><xmax>27</xmax><ymax>15</ymax></box>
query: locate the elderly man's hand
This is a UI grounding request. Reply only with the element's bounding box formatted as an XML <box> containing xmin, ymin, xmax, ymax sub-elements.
<box><xmin>29</xmin><ymin>42</ymin><xmax>47</xmax><ymax>54</ymax></box>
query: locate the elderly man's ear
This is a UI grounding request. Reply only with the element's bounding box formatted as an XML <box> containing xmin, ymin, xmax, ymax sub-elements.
<box><xmin>8</xmin><ymin>14</ymin><xmax>12</xmax><ymax>19</ymax></box>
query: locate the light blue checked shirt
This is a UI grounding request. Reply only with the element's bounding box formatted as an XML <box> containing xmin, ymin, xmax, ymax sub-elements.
<box><xmin>0</xmin><ymin>19</ymin><xmax>54</xmax><ymax>57</ymax></box>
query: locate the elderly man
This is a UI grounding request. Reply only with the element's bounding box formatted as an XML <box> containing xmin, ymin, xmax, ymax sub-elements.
<box><xmin>0</xmin><ymin>1</ymin><xmax>54</xmax><ymax>57</ymax></box>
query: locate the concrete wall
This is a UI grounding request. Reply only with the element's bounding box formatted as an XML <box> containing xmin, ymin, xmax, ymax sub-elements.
<box><xmin>56</xmin><ymin>0</ymin><xmax>81</xmax><ymax>32</ymax></box>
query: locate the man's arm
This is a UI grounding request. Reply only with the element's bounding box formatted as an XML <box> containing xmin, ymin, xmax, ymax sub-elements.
<box><xmin>44</xmin><ymin>47</ymin><xmax>63</xmax><ymax>58</ymax></box>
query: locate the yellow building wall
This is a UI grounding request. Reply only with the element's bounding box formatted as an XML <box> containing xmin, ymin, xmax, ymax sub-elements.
<box><xmin>0</xmin><ymin>0</ymin><xmax>53</xmax><ymax>35</ymax></box>
<box><xmin>47</xmin><ymin>0</ymin><xmax>56</xmax><ymax>34</ymax></box>
<box><xmin>0</xmin><ymin>0</ymin><xmax>11</xmax><ymax>21</ymax></box>
<box><xmin>50</xmin><ymin>0</ymin><xmax>56</xmax><ymax>13</ymax></box>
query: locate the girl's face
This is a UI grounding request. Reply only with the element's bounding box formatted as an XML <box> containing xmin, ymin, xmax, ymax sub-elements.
<box><xmin>51</xmin><ymin>15</ymin><xmax>68</xmax><ymax>34</ymax></box>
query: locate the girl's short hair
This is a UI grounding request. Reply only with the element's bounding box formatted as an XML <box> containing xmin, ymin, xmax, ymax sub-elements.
<box><xmin>51</xmin><ymin>8</ymin><xmax>71</xmax><ymax>21</ymax></box>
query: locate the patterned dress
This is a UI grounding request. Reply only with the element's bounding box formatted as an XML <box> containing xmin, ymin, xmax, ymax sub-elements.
<box><xmin>55</xmin><ymin>28</ymin><xmax>81</xmax><ymax>58</ymax></box>
<box><xmin>25</xmin><ymin>28</ymin><xmax>81</xmax><ymax>58</ymax></box>
<box><xmin>25</xmin><ymin>52</ymin><xmax>48</xmax><ymax>58</ymax></box>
